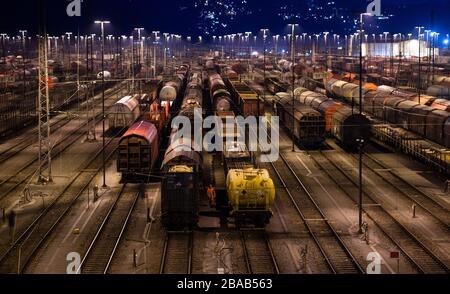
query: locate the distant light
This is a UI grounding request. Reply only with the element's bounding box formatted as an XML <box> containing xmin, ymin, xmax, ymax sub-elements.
<box><xmin>251</xmin><ymin>51</ymin><xmax>259</xmax><ymax>56</ymax></box>
<box><xmin>444</xmin><ymin>39</ymin><xmax>449</xmax><ymax>45</ymax></box>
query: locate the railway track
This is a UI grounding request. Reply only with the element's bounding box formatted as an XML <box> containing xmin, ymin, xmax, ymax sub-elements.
<box><xmin>310</xmin><ymin>150</ymin><xmax>450</xmax><ymax>274</ymax></box>
<box><xmin>159</xmin><ymin>232</ymin><xmax>193</xmax><ymax>274</ymax></box>
<box><xmin>77</xmin><ymin>185</ymin><xmax>140</xmax><ymax>274</ymax></box>
<box><xmin>0</xmin><ymin>84</ymin><xmax>125</xmax><ymax>165</ymax></box>
<box><xmin>270</xmin><ymin>153</ymin><xmax>364</xmax><ymax>274</ymax></box>
<box><xmin>240</xmin><ymin>230</ymin><xmax>279</xmax><ymax>274</ymax></box>
<box><xmin>0</xmin><ymin>84</ymin><xmax>127</xmax><ymax>204</ymax></box>
<box><xmin>350</xmin><ymin>150</ymin><xmax>450</xmax><ymax>228</ymax></box>
<box><xmin>0</xmin><ymin>134</ymin><xmax>121</xmax><ymax>274</ymax></box>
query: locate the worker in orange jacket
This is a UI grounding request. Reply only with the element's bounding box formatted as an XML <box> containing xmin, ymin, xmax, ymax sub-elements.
<box><xmin>207</xmin><ymin>185</ymin><xmax>216</xmax><ymax>208</ymax></box>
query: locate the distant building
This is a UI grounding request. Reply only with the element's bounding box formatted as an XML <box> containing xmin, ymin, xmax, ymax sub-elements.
<box><xmin>361</xmin><ymin>39</ymin><xmax>437</xmax><ymax>58</ymax></box>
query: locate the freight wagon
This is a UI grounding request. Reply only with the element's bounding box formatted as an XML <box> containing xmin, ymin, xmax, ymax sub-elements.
<box><xmin>229</xmin><ymin>81</ymin><xmax>264</xmax><ymax>117</ymax></box>
<box><xmin>275</xmin><ymin>92</ymin><xmax>326</xmax><ymax>147</ymax></box>
<box><xmin>117</xmin><ymin>120</ymin><xmax>159</xmax><ymax>180</ymax></box>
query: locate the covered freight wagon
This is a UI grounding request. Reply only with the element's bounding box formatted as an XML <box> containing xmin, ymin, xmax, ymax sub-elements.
<box><xmin>425</xmin><ymin>110</ymin><xmax>450</xmax><ymax>147</ymax></box>
<box><xmin>161</xmin><ymin>139</ymin><xmax>203</xmax><ymax>229</ymax></box>
<box><xmin>117</xmin><ymin>120</ymin><xmax>159</xmax><ymax>179</ymax></box>
<box><xmin>332</xmin><ymin>106</ymin><xmax>371</xmax><ymax>150</ymax></box>
<box><xmin>108</xmin><ymin>95</ymin><xmax>141</xmax><ymax>130</ymax></box>
<box><xmin>275</xmin><ymin>92</ymin><xmax>326</xmax><ymax>147</ymax></box>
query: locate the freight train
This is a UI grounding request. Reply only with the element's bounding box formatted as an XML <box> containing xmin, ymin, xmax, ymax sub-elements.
<box><xmin>204</xmin><ymin>63</ymin><xmax>276</xmax><ymax>227</ymax></box>
<box><xmin>179</xmin><ymin>72</ymin><xmax>204</xmax><ymax>120</ymax></box>
<box><xmin>293</xmin><ymin>87</ymin><xmax>372</xmax><ymax>150</ymax></box>
<box><xmin>217</xmin><ymin>111</ymin><xmax>276</xmax><ymax>227</ymax></box>
<box><xmin>0</xmin><ymin>79</ymin><xmax>114</xmax><ymax>137</ymax></box>
<box><xmin>161</xmin><ymin>71</ymin><xmax>204</xmax><ymax>229</ymax></box>
<box><xmin>324</xmin><ymin>79</ymin><xmax>450</xmax><ymax>148</ymax></box>
<box><xmin>117</xmin><ymin>66</ymin><xmax>190</xmax><ymax>181</ymax></box>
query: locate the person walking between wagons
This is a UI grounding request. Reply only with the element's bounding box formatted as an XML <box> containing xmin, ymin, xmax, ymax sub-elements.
<box><xmin>207</xmin><ymin>185</ymin><xmax>217</xmax><ymax>208</ymax></box>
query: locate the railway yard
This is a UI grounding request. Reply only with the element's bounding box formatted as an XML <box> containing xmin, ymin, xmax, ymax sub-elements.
<box><xmin>1</xmin><ymin>24</ymin><xmax>450</xmax><ymax>276</ymax></box>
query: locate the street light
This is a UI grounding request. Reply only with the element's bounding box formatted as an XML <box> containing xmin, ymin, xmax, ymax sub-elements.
<box><xmin>415</xmin><ymin>26</ymin><xmax>424</xmax><ymax>104</ymax></box>
<box><xmin>431</xmin><ymin>32</ymin><xmax>439</xmax><ymax>84</ymax></box>
<box><xmin>0</xmin><ymin>34</ymin><xmax>7</xmax><ymax>61</ymax></box>
<box><xmin>260</xmin><ymin>29</ymin><xmax>269</xmax><ymax>113</ymax></box>
<box><xmin>358</xmin><ymin>12</ymin><xmax>372</xmax><ymax>234</ymax></box>
<box><xmin>95</xmin><ymin>20</ymin><xmax>110</xmax><ymax>188</ymax></box>
<box><xmin>288</xmin><ymin>23</ymin><xmax>298</xmax><ymax>152</ymax></box>
<box><xmin>134</xmin><ymin>28</ymin><xmax>145</xmax><ymax>92</ymax></box>
<box><xmin>323</xmin><ymin>32</ymin><xmax>329</xmax><ymax>69</ymax></box>
<box><xmin>383</xmin><ymin>32</ymin><xmax>389</xmax><ymax>76</ymax></box>
<box><xmin>19</xmin><ymin>30</ymin><xmax>27</xmax><ymax>106</ymax></box>
<box><xmin>302</xmin><ymin>33</ymin><xmax>307</xmax><ymax>55</ymax></box>
<box><xmin>66</xmin><ymin>32</ymin><xmax>73</xmax><ymax>71</ymax></box>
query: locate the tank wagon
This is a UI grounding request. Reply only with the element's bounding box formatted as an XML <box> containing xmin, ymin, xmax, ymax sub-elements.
<box><xmin>209</xmin><ymin>72</ymin><xmax>233</xmax><ymax>112</ymax></box>
<box><xmin>159</xmin><ymin>65</ymin><xmax>189</xmax><ymax>106</ymax></box>
<box><xmin>215</xmin><ymin>105</ymin><xmax>276</xmax><ymax>227</ymax></box>
<box><xmin>179</xmin><ymin>71</ymin><xmax>204</xmax><ymax>121</ymax></box>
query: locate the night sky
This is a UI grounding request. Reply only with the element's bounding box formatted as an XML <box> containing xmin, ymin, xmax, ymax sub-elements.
<box><xmin>0</xmin><ymin>0</ymin><xmax>449</xmax><ymax>38</ymax></box>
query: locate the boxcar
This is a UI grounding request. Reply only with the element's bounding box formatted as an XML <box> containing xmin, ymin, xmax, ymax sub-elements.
<box><xmin>318</xmin><ymin>100</ymin><xmax>343</xmax><ymax>132</ymax></box>
<box><xmin>372</xmin><ymin>92</ymin><xmax>389</xmax><ymax>120</ymax></box>
<box><xmin>384</xmin><ymin>97</ymin><xmax>406</xmax><ymax>125</ymax></box>
<box><xmin>117</xmin><ymin>120</ymin><xmax>159</xmax><ymax>179</ymax></box>
<box><xmin>396</xmin><ymin>100</ymin><xmax>419</xmax><ymax>130</ymax></box>
<box><xmin>240</xmin><ymin>95</ymin><xmax>265</xmax><ymax>117</ymax></box>
<box><xmin>407</xmin><ymin>105</ymin><xmax>433</xmax><ymax>137</ymax></box>
<box><xmin>161</xmin><ymin>139</ymin><xmax>203</xmax><ymax>229</ymax></box>
<box><xmin>425</xmin><ymin>110</ymin><xmax>450</xmax><ymax>147</ymax></box>
<box><xmin>427</xmin><ymin>85</ymin><xmax>450</xmax><ymax>98</ymax></box>
<box><xmin>445</xmin><ymin>119</ymin><xmax>450</xmax><ymax>148</ymax></box>
<box><xmin>332</xmin><ymin>106</ymin><xmax>371</xmax><ymax>150</ymax></box>
<box><xmin>108</xmin><ymin>95</ymin><xmax>141</xmax><ymax>130</ymax></box>
<box><xmin>230</xmin><ymin>81</ymin><xmax>264</xmax><ymax>117</ymax></box>
<box><xmin>362</xmin><ymin>90</ymin><xmax>377</xmax><ymax>115</ymax></box>
<box><xmin>276</xmin><ymin>92</ymin><xmax>326</xmax><ymax>147</ymax></box>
